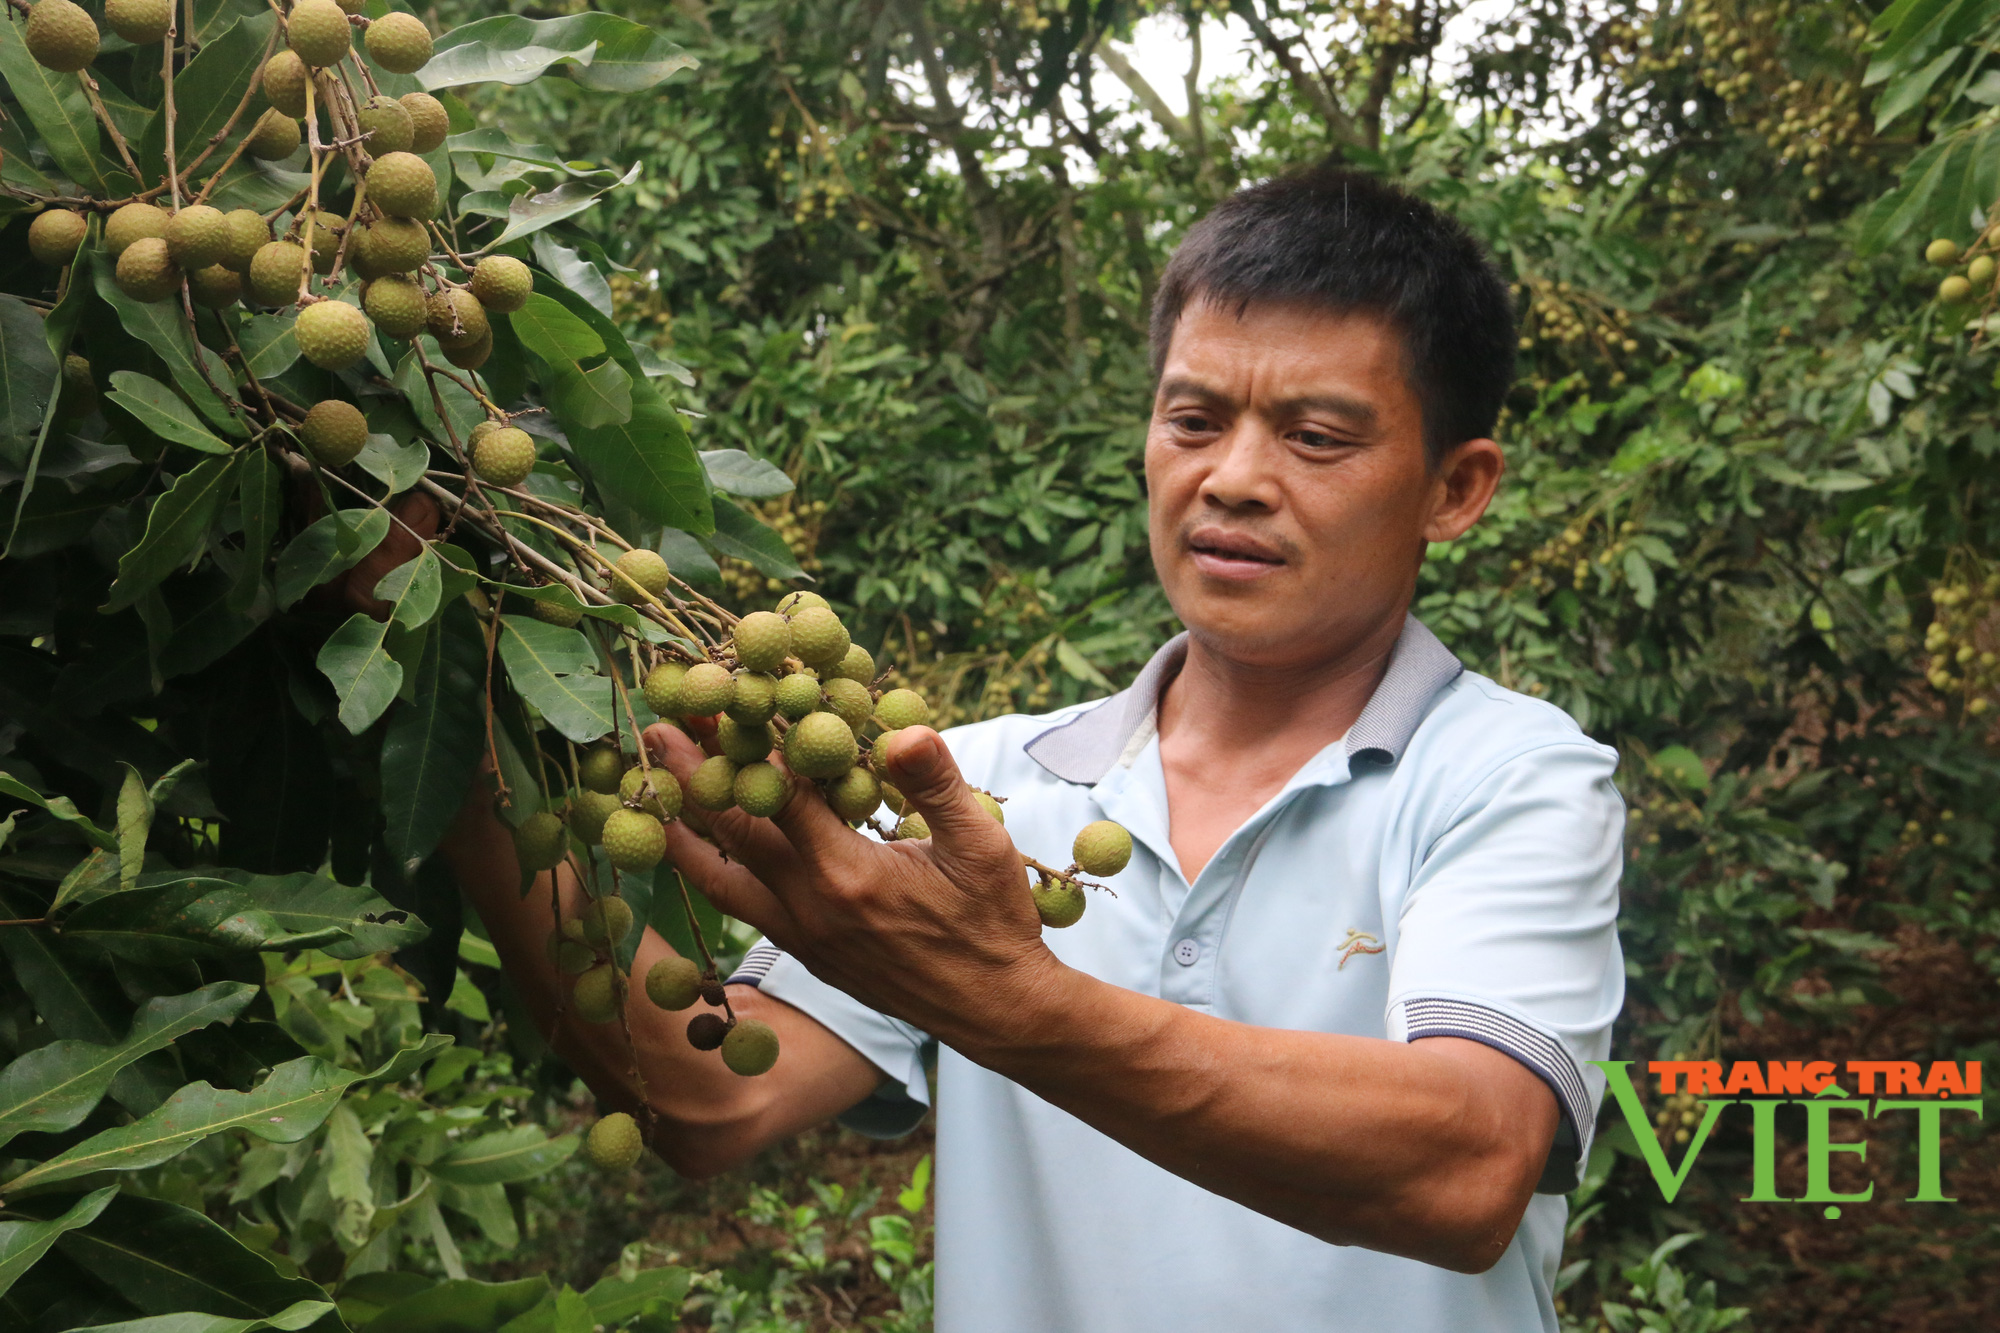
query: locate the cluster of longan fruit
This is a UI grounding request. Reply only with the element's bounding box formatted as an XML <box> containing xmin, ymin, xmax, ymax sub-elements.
<box><xmin>1924</xmin><ymin>236</ymin><xmax>1998</xmax><ymax>308</ymax></box>
<box><xmin>509</xmin><ymin>581</ymin><xmax>1133</xmax><ymax>1108</ymax></box>
<box><xmin>1920</xmin><ymin>570</ymin><xmax>2000</xmax><ymax>715</ymax></box>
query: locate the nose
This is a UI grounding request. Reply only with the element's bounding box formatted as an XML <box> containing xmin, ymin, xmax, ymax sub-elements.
<box><xmin>1196</xmin><ymin>425</ymin><xmax>1283</xmax><ymax>514</ymax></box>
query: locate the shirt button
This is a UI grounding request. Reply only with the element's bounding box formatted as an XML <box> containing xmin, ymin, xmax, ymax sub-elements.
<box><xmin>1173</xmin><ymin>939</ymin><xmax>1200</xmax><ymax>967</ymax></box>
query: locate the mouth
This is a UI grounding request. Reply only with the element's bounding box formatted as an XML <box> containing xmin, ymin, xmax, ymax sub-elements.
<box><xmin>1186</xmin><ymin>526</ymin><xmax>1287</xmax><ymax>580</ymax></box>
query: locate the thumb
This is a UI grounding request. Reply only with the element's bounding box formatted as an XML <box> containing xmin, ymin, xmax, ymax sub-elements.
<box><xmin>885</xmin><ymin>727</ymin><xmax>1012</xmax><ymax>864</ymax></box>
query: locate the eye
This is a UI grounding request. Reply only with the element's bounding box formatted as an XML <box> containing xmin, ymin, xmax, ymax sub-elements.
<box><xmin>1290</xmin><ymin>428</ymin><xmax>1342</xmax><ymax>450</ymax></box>
<box><xmin>1169</xmin><ymin>411</ymin><xmax>1217</xmax><ymax>434</ymax></box>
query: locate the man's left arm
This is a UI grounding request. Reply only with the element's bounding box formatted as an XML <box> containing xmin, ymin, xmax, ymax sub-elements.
<box><xmin>647</xmin><ymin>723</ymin><xmax>1621</xmax><ymax>1275</ymax></box>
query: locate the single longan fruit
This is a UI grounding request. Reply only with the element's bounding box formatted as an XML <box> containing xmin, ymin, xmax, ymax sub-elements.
<box><xmin>577</xmin><ymin>745</ymin><xmax>624</xmax><ymax>795</ymax></box>
<box><xmin>775</xmin><ymin>672</ymin><xmax>822</xmax><ymax>721</ymax></box>
<box><xmin>645</xmin><ymin>956</ymin><xmax>702</xmax><ymax>1010</ymax></box>
<box><xmin>298</xmin><ymin>399</ymin><xmax>368</xmax><ymax>467</ymax></box>
<box><xmin>424</xmin><ymin>286</ymin><xmax>488</xmax><ymax>348</ymax></box>
<box><xmin>1072</xmin><ymin>819</ymin><xmax>1133</xmax><ymax>876</ymax></box>
<box><xmin>286</xmin><ymin>0</ymin><xmax>351</xmax><ymax>68</ymax></box>
<box><xmin>818</xmin><ymin>676</ymin><xmax>872</xmax><ymax>731</ymax></box>
<box><xmin>1033</xmin><ymin>878</ymin><xmax>1087</xmax><ymax>929</ymax></box>
<box><xmin>874</xmin><ymin>688</ymin><xmax>931</xmax><ymax>730</ymax></box>
<box><xmin>365</xmin><ymin>10</ymin><xmax>432</xmax><ymax>74</ymax></box>
<box><xmin>786</xmin><ymin>605</ymin><xmax>849</xmax><ymax>668</ymax></box>
<box><xmin>687</xmin><ymin>755</ymin><xmax>739</xmax><ymax>811</ymax></box>
<box><xmin>580</xmin><ymin>894</ymin><xmax>634</xmax><ymax>948</ymax></box>
<box><xmin>188</xmin><ymin>265</ymin><xmax>244</xmax><ymax>309</ymax></box>
<box><xmin>678</xmin><ymin>662</ymin><xmax>734</xmax><ymax>717</ymax></box>
<box><xmin>472</xmin><ymin>426</ymin><xmax>536</xmax><ymax>487</ymax></box>
<box><xmin>28</xmin><ymin>210</ymin><xmax>87</xmax><ymax>267</ymax></box>
<box><xmin>511</xmin><ymin>809</ymin><xmax>568</xmax><ymax>872</ymax></box>
<box><xmin>114</xmin><ymin>238</ymin><xmax>181</xmax><ymax>303</ymax></box>
<box><xmin>601</xmin><ymin>809</ymin><xmax>666</xmax><ymax>873</ymax></box>
<box><xmin>642</xmin><ymin>661</ymin><xmax>687</xmax><ymax>716</ymax></box>
<box><xmin>733</xmin><ymin>761</ymin><xmax>788</xmax><ymax>817</ymax></box>
<box><xmin>775</xmin><ymin>590</ymin><xmax>831</xmax><ymax>616</ymax></box>
<box><xmin>362</xmin><ymin>273</ymin><xmax>428</xmax><ymax>338</ymax></box>
<box><xmin>366</xmin><ymin>151</ymin><xmax>438</xmax><ymax>220</ymax></box>
<box><xmin>220</xmin><ymin>209</ymin><xmax>270</xmax><ymax>272</ymax></box>
<box><xmin>620</xmin><ymin>765</ymin><xmax>682</xmax><ymax>821</ymax></box>
<box><xmin>262</xmin><ymin>50</ymin><xmax>310</xmax><ymax>117</ymax></box>
<box><xmin>725</xmin><ymin>670</ymin><xmax>780</xmax><ymax>726</ymax></box>
<box><xmin>824</xmin><ymin>766</ymin><xmax>881</xmax><ymax>824</ymax></box>
<box><xmin>248</xmin><ymin>241</ymin><xmax>306</xmax><ymax>306</ymax></box>
<box><xmin>828</xmin><ymin>643</ymin><xmax>875</xmax><ymax>684</ymax></box>
<box><xmin>1925</xmin><ymin>237</ymin><xmax>1960</xmax><ymax>266</ymax></box>
<box><xmin>721</xmin><ymin>1018</ymin><xmax>780</xmax><ymax>1075</ymax></box>
<box><xmin>531</xmin><ymin>595</ymin><xmax>584</xmax><ymax>628</ymax></box>
<box><xmin>731</xmin><ymin>610</ymin><xmax>790</xmax><ymax>674</ymax></box>
<box><xmin>585</xmin><ymin>1112</ymin><xmax>643</xmax><ymax>1172</ymax></box>
<box><xmin>567</xmin><ymin>788</ymin><xmax>622</xmax><ymax>844</ymax></box>
<box><xmin>572</xmin><ymin>963</ymin><xmax>624</xmax><ymax>1024</ymax></box>
<box><xmin>400</xmin><ymin>91</ymin><xmax>449</xmax><ymax>153</ymax></box>
<box><xmin>294</xmin><ymin>300</ymin><xmax>371</xmax><ymax>370</ymax></box>
<box><xmin>104</xmin><ymin>202</ymin><xmax>169</xmax><ymax>257</ymax></box>
<box><xmin>715</xmin><ymin>715</ymin><xmax>775</xmax><ymax>766</ymax></box>
<box><xmin>244</xmin><ymin>109</ymin><xmax>302</xmax><ymax>161</ymax></box>
<box><xmin>165</xmin><ymin>204</ymin><xmax>230</xmax><ymax>270</ymax></box>
<box><xmin>25</xmin><ymin>0</ymin><xmax>99</xmax><ymax>74</ymax></box>
<box><xmin>612</xmin><ymin>548</ymin><xmax>670</xmax><ymax>604</ymax></box>
<box><xmin>469</xmin><ymin>255</ymin><xmax>533</xmax><ymax>313</ymax></box>
<box><xmin>686</xmin><ymin>1012</ymin><xmax>730</xmax><ymax>1051</ymax></box>
<box><xmin>105</xmin><ymin>0</ymin><xmax>171</xmax><ymax>43</ymax></box>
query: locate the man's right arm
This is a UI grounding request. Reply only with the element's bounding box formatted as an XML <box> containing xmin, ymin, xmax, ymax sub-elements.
<box><xmin>438</xmin><ymin>782</ymin><xmax>883</xmax><ymax>1178</ymax></box>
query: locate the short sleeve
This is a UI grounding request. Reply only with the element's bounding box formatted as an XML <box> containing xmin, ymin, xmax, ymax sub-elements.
<box><xmin>728</xmin><ymin>941</ymin><xmax>934</xmax><ymax>1139</ymax></box>
<box><xmin>1383</xmin><ymin>740</ymin><xmax>1626</xmax><ymax>1193</ymax></box>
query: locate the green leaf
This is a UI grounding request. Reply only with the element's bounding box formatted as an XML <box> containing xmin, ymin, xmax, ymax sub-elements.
<box><xmin>707</xmin><ymin>498</ymin><xmax>804</xmax><ymax>579</ymax></box>
<box><xmin>1</xmin><ymin>1039</ymin><xmax>449</xmax><ymax>1195</ymax></box>
<box><xmin>582</xmin><ymin>1267</ymin><xmax>690</xmax><ymax>1327</ymax></box>
<box><xmin>106</xmin><ymin>372</ymin><xmax>234</xmax><ymax>456</ymax></box>
<box><xmin>381</xmin><ymin>601</ymin><xmax>487</xmax><ymax>870</ymax></box>
<box><xmin>317</xmin><ymin>612</ymin><xmax>406</xmax><ymax>734</ymax></box>
<box><xmin>497</xmin><ymin>615</ymin><xmax>615</xmax><ymax>743</ymax></box>
<box><xmin>0</xmin><ymin>982</ymin><xmax>255</xmax><ymax>1148</ymax></box>
<box><xmin>219</xmin><ymin>870</ymin><xmax>429</xmax><ymax>959</ymax></box>
<box><xmin>377</xmin><ymin>543</ymin><xmax>443</xmax><ymax>630</ymax></box>
<box><xmin>0</xmin><ymin>773</ymin><xmax>117</xmax><ymax>850</ymax></box>
<box><xmin>508</xmin><ymin>294</ymin><xmax>605</xmax><ymax>361</ymax></box>
<box><xmin>367</xmin><ymin>1277</ymin><xmax>552</xmax><ymax>1333</ymax></box>
<box><xmin>355</xmin><ymin>433</ymin><xmax>431</xmax><ymax>495</ymax></box>
<box><xmin>0</xmin><ymin>1187</ymin><xmax>116</xmax><ymax>1302</ymax></box>
<box><xmin>67</xmin><ymin>1297</ymin><xmax>337</xmax><ymax>1333</ymax></box>
<box><xmin>424</xmin><ymin>13</ymin><xmax>695</xmax><ymax>92</ymax></box>
<box><xmin>273</xmin><ymin>507</ymin><xmax>391</xmax><ymax>609</ymax></box>
<box><xmin>465</xmin><ymin>165</ymin><xmax>643</xmax><ymax>249</ymax></box>
<box><xmin>90</xmin><ymin>253</ymin><xmax>242</xmax><ymax>434</ymax></box>
<box><xmin>543</xmin><ymin>359</ymin><xmax>632</xmax><ymax>430</ymax></box>
<box><xmin>137</xmin><ymin>15</ymin><xmax>274</xmax><ymax>178</ymax></box>
<box><xmin>238</xmin><ymin>314</ymin><xmax>299</xmax><ymax>380</ymax></box>
<box><xmin>59</xmin><ymin>878</ymin><xmax>325</xmax><ymax>961</ymax></box>
<box><xmin>427</xmin><ymin>1124</ymin><xmax>579</xmax><ymax>1186</ymax></box>
<box><xmin>232</xmin><ymin>448</ymin><xmax>281</xmax><ymax>614</ymax></box>
<box><xmin>568</xmin><ymin>390</ymin><xmax>712</xmax><ymax>535</ymax></box>
<box><xmin>0</xmin><ymin>295</ymin><xmax>59</xmax><ymax>468</ymax></box>
<box><xmin>21</xmin><ymin>1191</ymin><xmax>334</xmax><ymax>1321</ymax></box>
<box><xmin>1652</xmin><ymin>745</ymin><xmax>1711</xmax><ymax>792</ymax></box>
<box><xmin>102</xmin><ymin>455</ymin><xmax>242</xmax><ymax>613</ymax></box>
<box><xmin>323</xmin><ymin>1102</ymin><xmax>376</xmax><ymax>1250</ymax></box>
<box><xmin>700</xmin><ymin>449</ymin><xmax>794</xmax><ymax>499</ymax></box>
<box><xmin>114</xmin><ymin>762</ymin><xmax>150</xmax><ymax>894</ymax></box>
<box><xmin>0</xmin><ymin>15</ymin><xmax>121</xmax><ymax>193</ymax></box>
<box><xmin>531</xmin><ymin>235</ymin><xmax>614</xmax><ymax>316</ymax></box>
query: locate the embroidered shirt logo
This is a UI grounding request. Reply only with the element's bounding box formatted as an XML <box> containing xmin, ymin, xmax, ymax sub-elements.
<box><xmin>1337</xmin><ymin>928</ymin><xmax>1385</xmax><ymax>969</ymax></box>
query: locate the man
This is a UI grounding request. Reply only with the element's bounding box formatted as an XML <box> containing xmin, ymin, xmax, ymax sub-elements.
<box><xmin>445</xmin><ymin>167</ymin><xmax>1625</xmax><ymax>1332</ymax></box>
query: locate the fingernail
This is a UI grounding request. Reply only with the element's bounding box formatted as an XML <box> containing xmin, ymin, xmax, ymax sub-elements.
<box><xmin>892</xmin><ymin>730</ymin><xmax>942</xmax><ymax>780</ymax></box>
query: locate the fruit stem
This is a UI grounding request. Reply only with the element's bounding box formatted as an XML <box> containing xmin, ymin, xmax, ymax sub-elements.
<box><xmin>481</xmin><ymin>588</ymin><xmax>512</xmax><ymax>809</ymax></box>
<box><xmin>75</xmin><ymin>73</ymin><xmax>149</xmax><ymax>189</ymax></box>
<box><xmin>161</xmin><ymin>17</ymin><xmax>180</xmax><ymax>209</ymax></box>
<box><xmin>182</xmin><ymin>25</ymin><xmax>278</xmax><ymax>200</ymax></box>
<box><xmin>1022</xmin><ymin>854</ymin><xmax>1116</xmax><ymax>897</ymax></box>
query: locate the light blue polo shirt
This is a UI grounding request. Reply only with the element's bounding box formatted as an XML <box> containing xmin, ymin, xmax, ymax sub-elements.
<box><xmin>730</xmin><ymin>613</ymin><xmax>1626</xmax><ymax>1333</ymax></box>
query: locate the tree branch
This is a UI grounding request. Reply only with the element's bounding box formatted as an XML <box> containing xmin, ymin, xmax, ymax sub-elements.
<box><xmin>1095</xmin><ymin>41</ymin><xmax>1190</xmax><ymax>144</ymax></box>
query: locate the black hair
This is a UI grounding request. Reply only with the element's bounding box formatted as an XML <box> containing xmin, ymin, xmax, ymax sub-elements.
<box><xmin>1150</xmin><ymin>167</ymin><xmax>1517</xmax><ymax>468</ymax></box>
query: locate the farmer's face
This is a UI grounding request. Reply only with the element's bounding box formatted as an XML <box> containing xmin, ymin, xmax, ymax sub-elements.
<box><xmin>1146</xmin><ymin>299</ymin><xmax>1501</xmax><ymax>668</ymax></box>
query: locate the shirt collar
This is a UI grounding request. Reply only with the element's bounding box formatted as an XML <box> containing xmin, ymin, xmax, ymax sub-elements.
<box><xmin>1022</xmin><ymin>612</ymin><xmax>1464</xmax><ymax>786</ymax></box>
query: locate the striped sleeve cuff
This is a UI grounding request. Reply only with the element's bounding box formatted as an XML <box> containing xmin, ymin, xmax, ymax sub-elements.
<box><xmin>726</xmin><ymin>940</ymin><xmax>784</xmax><ymax>988</ymax></box>
<box><xmin>1390</xmin><ymin>996</ymin><xmax>1594</xmax><ymax>1193</ymax></box>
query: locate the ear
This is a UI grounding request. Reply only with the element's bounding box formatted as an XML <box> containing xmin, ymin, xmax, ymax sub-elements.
<box><xmin>1423</xmin><ymin>438</ymin><xmax>1504</xmax><ymax>543</ymax></box>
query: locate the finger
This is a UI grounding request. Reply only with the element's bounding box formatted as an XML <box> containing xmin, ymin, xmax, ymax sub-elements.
<box><xmin>763</xmin><ymin>755</ymin><xmax>873</xmax><ymax>879</ymax></box>
<box><xmin>884</xmin><ymin>727</ymin><xmax>1017</xmax><ymax>875</ymax></box>
<box><xmin>643</xmin><ymin>723</ymin><xmax>812</xmax><ymax>893</ymax></box>
<box><xmin>660</xmin><ymin>817</ymin><xmax>793</xmax><ymax>941</ymax></box>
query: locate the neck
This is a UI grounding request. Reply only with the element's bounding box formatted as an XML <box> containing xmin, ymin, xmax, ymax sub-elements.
<box><xmin>1157</xmin><ymin>609</ymin><xmax>1406</xmax><ymax>759</ymax></box>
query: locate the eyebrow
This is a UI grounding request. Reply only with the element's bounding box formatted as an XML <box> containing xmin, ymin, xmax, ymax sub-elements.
<box><xmin>1155</xmin><ymin>377</ymin><xmax>1380</xmax><ymax>429</ymax></box>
